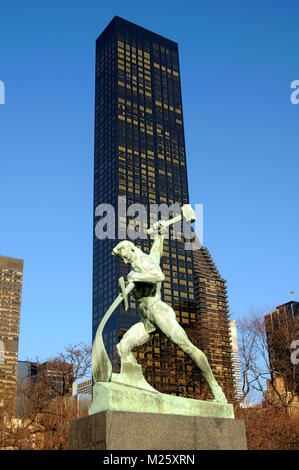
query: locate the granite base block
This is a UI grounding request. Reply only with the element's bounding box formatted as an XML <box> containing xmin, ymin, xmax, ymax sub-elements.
<box><xmin>70</xmin><ymin>410</ymin><xmax>247</xmax><ymax>450</ymax></box>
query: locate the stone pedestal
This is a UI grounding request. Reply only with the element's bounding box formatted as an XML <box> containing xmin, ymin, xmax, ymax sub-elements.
<box><xmin>70</xmin><ymin>410</ymin><xmax>247</xmax><ymax>450</ymax></box>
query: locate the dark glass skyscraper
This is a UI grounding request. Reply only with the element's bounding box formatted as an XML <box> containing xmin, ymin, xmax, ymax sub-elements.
<box><xmin>93</xmin><ymin>17</ymin><xmax>235</xmax><ymax>400</ymax></box>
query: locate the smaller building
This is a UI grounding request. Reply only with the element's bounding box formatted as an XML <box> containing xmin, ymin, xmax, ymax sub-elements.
<box><xmin>18</xmin><ymin>361</ymin><xmax>37</xmax><ymax>386</ymax></box>
<box><xmin>264</xmin><ymin>301</ymin><xmax>299</xmax><ymax>410</ymax></box>
<box><xmin>38</xmin><ymin>361</ymin><xmax>74</xmax><ymax>396</ymax></box>
<box><xmin>264</xmin><ymin>377</ymin><xmax>299</xmax><ymax>416</ymax></box>
<box><xmin>16</xmin><ymin>361</ymin><xmax>38</xmax><ymax>417</ymax></box>
<box><xmin>77</xmin><ymin>378</ymin><xmax>92</xmax><ymax>396</ymax></box>
<box><xmin>16</xmin><ymin>360</ymin><xmax>74</xmax><ymax>418</ymax></box>
<box><xmin>230</xmin><ymin>320</ymin><xmax>243</xmax><ymax>401</ymax></box>
<box><xmin>76</xmin><ymin>378</ymin><xmax>92</xmax><ymax>414</ymax></box>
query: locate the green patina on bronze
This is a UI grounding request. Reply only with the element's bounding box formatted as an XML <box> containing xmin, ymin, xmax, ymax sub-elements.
<box><xmin>89</xmin><ymin>384</ymin><xmax>234</xmax><ymax>419</ymax></box>
<box><xmin>91</xmin><ymin>213</ymin><xmax>233</xmax><ymax>418</ymax></box>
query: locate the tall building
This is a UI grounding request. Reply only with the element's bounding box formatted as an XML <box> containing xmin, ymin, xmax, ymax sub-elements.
<box><xmin>264</xmin><ymin>301</ymin><xmax>299</xmax><ymax>394</ymax></box>
<box><xmin>229</xmin><ymin>320</ymin><xmax>243</xmax><ymax>401</ymax></box>
<box><xmin>0</xmin><ymin>255</ymin><xmax>23</xmax><ymax>409</ymax></box>
<box><xmin>93</xmin><ymin>17</ymin><xmax>235</xmax><ymax>400</ymax></box>
<box><xmin>193</xmin><ymin>247</ymin><xmax>236</xmax><ymax>401</ymax></box>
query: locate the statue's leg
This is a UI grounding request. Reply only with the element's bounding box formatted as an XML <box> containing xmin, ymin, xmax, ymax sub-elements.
<box><xmin>152</xmin><ymin>303</ymin><xmax>227</xmax><ymax>403</ymax></box>
<box><xmin>116</xmin><ymin>322</ymin><xmax>154</xmax><ymax>365</ymax></box>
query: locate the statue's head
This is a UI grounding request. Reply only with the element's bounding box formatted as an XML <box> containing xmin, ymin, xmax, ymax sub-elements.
<box><xmin>112</xmin><ymin>240</ymin><xmax>140</xmax><ymax>264</ymax></box>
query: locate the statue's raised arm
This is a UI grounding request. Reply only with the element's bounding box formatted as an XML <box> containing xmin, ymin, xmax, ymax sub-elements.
<box><xmin>149</xmin><ymin>220</ymin><xmax>167</xmax><ymax>264</ymax></box>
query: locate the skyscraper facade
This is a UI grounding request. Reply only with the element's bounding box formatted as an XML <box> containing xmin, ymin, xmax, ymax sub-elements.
<box><xmin>264</xmin><ymin>301</ymin><xmax>299</xmax><ymax>394</ymax></box>
<box><xmin>93</xmin><ymin>17</ymin><xmax>235</xmax><ymax>400</ymax></box>
<box><xmin>0</xmin><ymin>255</ymin><xmax>23</xmax><ymax>409</ymax></box>
<box><xmin>77</xmin><ymin>378</ymin><xmax>92</xmax><ymax>397</ymax></box>
<box><xmin>17</xmin><ymin>360</ymin><xmax>74</xmax><ymax>418</ymax></box>
<box><xmin>193</xmin><ymin>247</ymin><xmax>236</xmax><ymax>401</ymax></box>
<box><xmin>229</xmin><ymin>320</ymin><xmax>243</xmax><ymax>401</ymax></box>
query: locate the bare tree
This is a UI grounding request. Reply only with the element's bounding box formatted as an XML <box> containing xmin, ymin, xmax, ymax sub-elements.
<box><xmin>39</xmin><ymin>342</ymin><xmax>92</xmax><ymax>397</ymax></box>
<box><xmin>0</xmin><ymin>342</ymin><xmax>91</xmax><ymax>450</ymax></box>
<box><xmin>237</xmin><ymin>309</ymin><xmax>299</xmax><ymax>413</ymax></box>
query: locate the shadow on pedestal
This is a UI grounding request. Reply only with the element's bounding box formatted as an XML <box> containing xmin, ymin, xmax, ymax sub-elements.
<box><xmin>70</xmin><ymin>366</ymin><xmax>247</xmax><ymax>450</ymax></box>
<box><xmin>70</xmin><ymin>410</ymin><xmax>247</xmax><ymax>450</ymax></box>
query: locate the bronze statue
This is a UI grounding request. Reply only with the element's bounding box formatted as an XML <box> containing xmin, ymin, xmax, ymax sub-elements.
<box><xmin>92</xmin><ymin>205</ymin><xmax>227</xmax><ymax>404</ymax></box>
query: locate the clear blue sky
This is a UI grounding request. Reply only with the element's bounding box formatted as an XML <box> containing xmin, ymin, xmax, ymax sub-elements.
<box><xmin>0</xmin><ymin>0</ymin><xmax>298</xmax><ymax>361</ymax></box>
